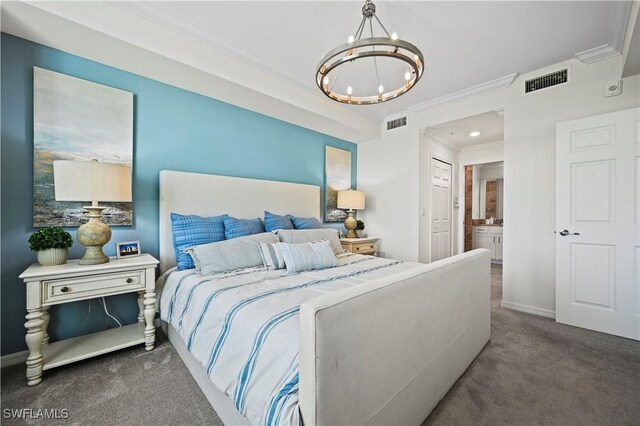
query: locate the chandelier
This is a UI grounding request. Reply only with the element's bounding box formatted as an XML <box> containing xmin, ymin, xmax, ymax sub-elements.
<box><xmin>316</xmin><ymin>0</ymin><xmax>424</xmax><ymax>105</ymax></box>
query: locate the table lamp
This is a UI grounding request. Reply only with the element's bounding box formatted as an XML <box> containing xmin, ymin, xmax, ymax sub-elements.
<box><xmin>53</xmin><ymin>160</ymin><xmax>132</xmax><ymax>265</ymax></box>
<box><xmin>337</xmin><ymin>189</ymin><xmax>365</xmax><ymax>238</ymax></box>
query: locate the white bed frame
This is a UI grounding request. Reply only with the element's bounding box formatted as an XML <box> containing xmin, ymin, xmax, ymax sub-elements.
<box><xmin>157</xmin><ymin>170</ymin><xmax>491</xmax><ymax>425</ymax></box>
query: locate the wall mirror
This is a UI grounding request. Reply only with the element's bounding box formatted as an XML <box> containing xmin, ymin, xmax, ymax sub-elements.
<box><xmin>471</xmin><ymin>162</ymin><xmax>504</xmax><ymax>220</ymax></box>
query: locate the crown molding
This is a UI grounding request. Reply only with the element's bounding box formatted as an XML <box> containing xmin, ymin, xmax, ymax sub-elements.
<box><xmin>420</xmin><ymin>128</ymin><xmax>460</xmax><ymax>153</ymax></box>
<box><xmin>459</xmin><ymin>140</ymin><xmax>504</xmax><ymax>153</ymax></box>
<box><xmin>574</xmin><ymin>44</ymin><xmax>619</xmax><ymax>64</ymax></box>
<box><xmin>407</xmin><ymin>73</ymin><xmax>518</xmax><ymax>113</ymax></box>
<box><xmin>575</xmin><ymin>1</ymin><xmax>633</xmax><ymax>63</ymax></box>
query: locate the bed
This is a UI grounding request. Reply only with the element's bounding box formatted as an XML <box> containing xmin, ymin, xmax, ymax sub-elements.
<box><xmin>156</xmin><ymin>170</ymin><xmax>491</xmax><ymax>425</ymax></box>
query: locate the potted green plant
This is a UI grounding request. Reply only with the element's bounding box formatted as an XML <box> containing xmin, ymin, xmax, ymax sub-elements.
<box><xmin>355</xmin><ymin>220</ymin><xmax>365</xmax><ymax>238</ymax></box>
<box><xmin>28</xmin><ymin>227</ymin><xmax>73</xmax><ymax>266</ymax></box>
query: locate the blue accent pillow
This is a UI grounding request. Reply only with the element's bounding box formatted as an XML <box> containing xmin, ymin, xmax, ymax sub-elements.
<box><xmin>223</xmin><ymin>215</ymin><xmax>265</xmax><ymax>239</ymax></box>
<box><xmin>171</xmin><ymin>213</ymin><xmax>225</xmax><ymax>270</ymax></box>
<box><xmin>264</xmin><ymin>211</ymin><xmax>294</xmax><ymax>232</ymax></box>
<box><xmin>291</xmin><ymin>216</ymin><xmax>322</xmax><ymax>229</ymax></box>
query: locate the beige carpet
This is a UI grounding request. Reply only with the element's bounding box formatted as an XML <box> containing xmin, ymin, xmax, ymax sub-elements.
<box><xmin>2</xmin><ymin>265</ymin><xmax>639</xmax><ymax>425</ymax></box>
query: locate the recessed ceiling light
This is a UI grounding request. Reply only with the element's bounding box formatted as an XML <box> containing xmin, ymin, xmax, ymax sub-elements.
<box><xmin>469</xmin><ymin>131</ymin><xmax>480</xmax><ymax>137</ymax></box>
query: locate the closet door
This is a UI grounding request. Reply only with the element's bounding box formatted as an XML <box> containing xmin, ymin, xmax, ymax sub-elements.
<box><xmin>431</xmin><ymin>159</ymin><xmax>452</xmax><ymax>262</ymax></box>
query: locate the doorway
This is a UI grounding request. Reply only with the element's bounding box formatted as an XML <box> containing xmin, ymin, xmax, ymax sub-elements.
<box><xmin>422</xmin><ymin>109</ymin><xmax>505</xmax><ymax>301</ymax></box>
<box><xmin>463</xmin><ymin>161</ymin><xmax>504</xmax><ymax>264</ymax></box>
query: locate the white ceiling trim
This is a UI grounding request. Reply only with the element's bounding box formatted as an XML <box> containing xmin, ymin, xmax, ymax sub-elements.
<box><xmin>575</xmin><ymin>1</ymin><xmax>633</xmax><ymax>64</ymax></box>
<box><xmin>574</xmin><ymin>44</ymin><xmax>620</xmax><ymax>64</ymax></box>
<box><xmin>459</xmin><ymin>141</ymin><xmax>504</xmax><ymax>153</ymax></box>
<box><xmin>420</xmin><ymin>128</ymin><xmax>460</xmax><ymax>153</ymax></box>
<box><xmin>405</xmin><ymin>72</ymin><xmax>518</xmax><ymax>115</ymax></box>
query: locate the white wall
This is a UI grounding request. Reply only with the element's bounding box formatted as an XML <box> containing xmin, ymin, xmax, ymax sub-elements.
<box><xmin>357</xmin><ymin>123</ymin><xmax>420</xmax><ymax>261</ymax></box>
<box><xmin>501</xmin><ymin>58</ymin><xmax>639</xmax><ymax>317</ymax></box>
<box><xmin>358</xmin><ymin>55</ymin><xmax>640</xmax><ymax>319</ymax></box>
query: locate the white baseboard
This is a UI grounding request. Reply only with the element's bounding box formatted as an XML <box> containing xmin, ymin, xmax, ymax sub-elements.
<box><xmin>501</xmin><ymin>300</ymin><xmax>556</xmax><ymax>319</ymax></box>
<box><xmin>1</xmin><ymin>350</ymin><xmax>28</xmax><ymax>369</ymax></box>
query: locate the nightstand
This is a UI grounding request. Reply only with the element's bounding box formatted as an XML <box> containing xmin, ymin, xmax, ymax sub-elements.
<box><xmin>19</xmin><ymin>253</ymin><xmax>159</xmax><ymax>386</ymax></box>
<box><xmin>340</xmin><ymin>237</ymin><xmax>379</xmax><ymax>255</ymax></box>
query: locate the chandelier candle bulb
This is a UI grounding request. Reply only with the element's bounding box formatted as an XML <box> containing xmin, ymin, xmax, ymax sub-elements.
<box><xmin>391</xmin><ymin>32</ymin><xmax>398</xmax><ymax>40</ymax></box>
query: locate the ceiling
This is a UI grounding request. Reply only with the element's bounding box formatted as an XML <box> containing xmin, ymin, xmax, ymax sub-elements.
<box><xmin>2</xmin><ymin>1</ymin><xmax>636</xmax><ymax>143</ymax></box>
<box><xmin>114</xmin><ymin>0</ymin><xmax>620</xmax><ymax>119</ymax></box>
<box><xmin>426</xmin><ymin>111</ymin><xmax>504</xmax><ymax>150</ymax></box>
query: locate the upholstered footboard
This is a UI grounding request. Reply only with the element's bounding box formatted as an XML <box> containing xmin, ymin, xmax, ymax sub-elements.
<box><xmin>299</xmin><ymin>249</ymin><xmax>491</xmax><ymax>425</ymax></box>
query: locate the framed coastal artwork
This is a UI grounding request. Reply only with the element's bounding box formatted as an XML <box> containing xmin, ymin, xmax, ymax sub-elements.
<box><xmin>33</xmin><ymin>67</ymin><xmax>134</xmax><ymax>227</ymax></box>
<box><xmin>324</xmin><ymin>146</ymin><xmax>352</xmax><ymax>222</ymax></box>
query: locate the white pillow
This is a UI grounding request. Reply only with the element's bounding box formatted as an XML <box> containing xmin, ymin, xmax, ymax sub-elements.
<box><xmin>275</xmin><ymin>229</ymin><xmax>344</xmax><ymax>255</ymax></box>
<box><xmin>277</xmin><ymin>240</ymin><xmax>337</xmax><ymax>273</ymax></box>
<box><xmin>186</xmin><ymin>232</ymin><xmax>278</xmax><ymax>275</ymax></box>
<box><xmin>259</xmin><ymin>241</ymin><xmax>286</xmax><ymax>270</ymax></box>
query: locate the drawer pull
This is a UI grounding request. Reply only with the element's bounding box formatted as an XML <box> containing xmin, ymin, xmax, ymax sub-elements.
<box><xmin>61</xmin><ymin>286</ymin><xmax>70</xmax><ymax>293</ymax></box>
<box><xmin>126</xmin><ymin>278</ymin><xmax>133</xmax><ymax>284</ymax></box>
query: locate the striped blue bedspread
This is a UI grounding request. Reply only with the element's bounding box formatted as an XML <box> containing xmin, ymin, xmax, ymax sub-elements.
<box><xmin>160</xmin><ymin>253</ymin><xmax>416</xmax><ymax>425</ymax></box>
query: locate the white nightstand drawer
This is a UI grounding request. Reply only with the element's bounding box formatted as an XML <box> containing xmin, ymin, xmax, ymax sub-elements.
<box><xmin>42</xmin><ymin>269</ymin><xmax>146</xmax><ymax>305</ymax></box>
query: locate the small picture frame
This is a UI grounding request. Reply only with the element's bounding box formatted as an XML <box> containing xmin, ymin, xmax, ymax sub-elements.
<box><xmin>116</xmin><ymin>240</ymin><xmax>141</xmax><ymax>259</ymax></box>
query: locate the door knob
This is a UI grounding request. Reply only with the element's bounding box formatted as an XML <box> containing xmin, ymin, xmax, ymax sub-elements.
<box><xmin>559</xmin><ymin>229</ymin><xmax>580</xmax><ymax>236</ymax></box>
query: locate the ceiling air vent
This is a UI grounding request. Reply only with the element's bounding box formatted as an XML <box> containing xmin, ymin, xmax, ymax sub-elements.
<box><xmin>525</xmin><ymin>69</ymin><xmax>568</xmax><ymax>94</ymax></box>
<box><xmin>387</xmin><ymin>116</ymin><xmax>407</xmax><ymax>130</ymax></box>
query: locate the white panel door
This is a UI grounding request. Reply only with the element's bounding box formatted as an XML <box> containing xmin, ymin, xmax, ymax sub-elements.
<box><xmin>431</xmin><ymin>159</ymin><xmax>452</xmax><ymax>262</ymax></box>
<box><xmin>556</xmin><ymin>107</ymin><xmax>640</xmax><ymax>340</ymax></box>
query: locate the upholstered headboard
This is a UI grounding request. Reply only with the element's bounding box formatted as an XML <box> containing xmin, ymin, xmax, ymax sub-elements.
<box><xmin>158</xmin><ymin>170</ymin><xmax>321</xmax><ymax>274</ymax></box>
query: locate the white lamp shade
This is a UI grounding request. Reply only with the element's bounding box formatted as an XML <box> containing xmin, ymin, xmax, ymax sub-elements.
<box><xmin>337</xmin><ymin>189</ymin><xmax>365</xmax><ymax>210</ymax></box>
<box><xmin>53</xmin><ymin>160</ymin><xmax>132</xmax><ymax>202</ymax></box>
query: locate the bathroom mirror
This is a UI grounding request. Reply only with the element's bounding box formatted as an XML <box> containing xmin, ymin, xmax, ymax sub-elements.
<box><xmin>478</xmin><ymin>179</ymin><xmax>503</xmax><ymax>219</ymax></box>
<box><xmin>471</xmin><ymin>162</ymin><xmax>504</xmax><ymax>220</ymax></box>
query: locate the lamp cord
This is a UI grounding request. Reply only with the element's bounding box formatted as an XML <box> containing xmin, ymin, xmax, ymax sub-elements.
<box><xmin>100</xmin><ymin>297</ymin><xmax>123</xmax><ymax>327</ymax></box>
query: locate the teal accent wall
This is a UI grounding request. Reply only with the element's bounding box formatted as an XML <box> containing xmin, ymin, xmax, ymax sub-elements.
<box><xmin>0</xmin><ymin>33</ymin><xmax>357</xmax><ymax>356</ymax></box>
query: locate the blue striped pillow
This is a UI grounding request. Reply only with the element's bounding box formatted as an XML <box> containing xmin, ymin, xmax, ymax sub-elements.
<box><xmin>277</xmin><ymin>240</ymin><xmax>337</xmax><ymax>273</ymax></box>
<box><xmin>264</xmin><ymin>211</ymin><xmax>294</xmax><ymax>232</ymax></box>
<box><xmin>171</xmin><ymin>213</ymin><xmax>225</xmax><ymax>270</ymax></box>
<box><xmin>291</xmin><ymin>216</ymin><xmax>322</xmax><ymax>229</ymax></box>
<box><xmin>186</xmin><ymin>232</ymin><xmax>278</xmax><ymax>275</ymax></box>
<box><xmin>223</xmin><ymin>215</ymin><xmax>265</xmax><ymax>239</ymax></box>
